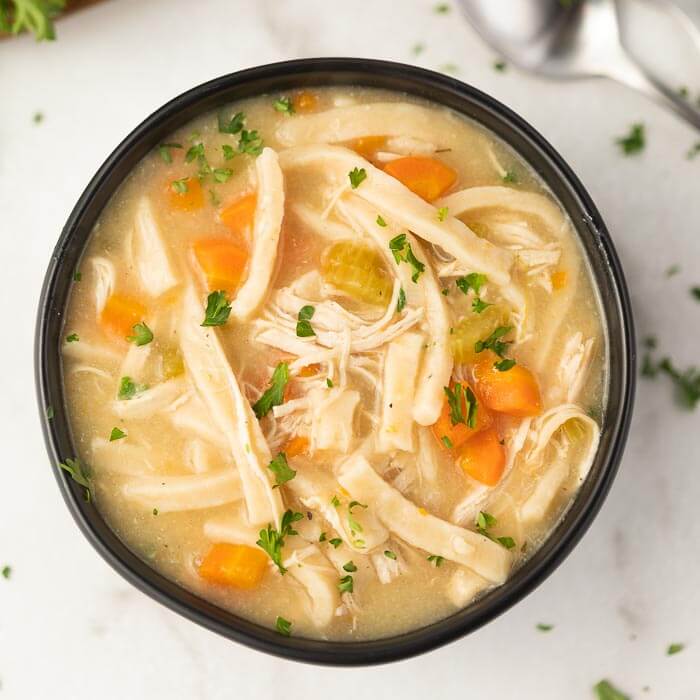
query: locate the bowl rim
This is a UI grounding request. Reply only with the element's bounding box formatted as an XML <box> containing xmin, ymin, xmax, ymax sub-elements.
<box><xmin>35</xmin><ymin>57</ymin><xmax>636</xmax><ymax>666</ymax></box>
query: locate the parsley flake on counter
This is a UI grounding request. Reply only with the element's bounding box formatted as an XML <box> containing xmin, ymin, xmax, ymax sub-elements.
<box><xmin>267</xmin><ymin>453</ymin><xmax>296</xmax><ymax>487</ymax></box>
<box><xmin>275</xmin><ymin>616</ymin><xmax>292</xmax><ymax>636</ymax></box>
<box><xmin>667</xmin><ymin>642</ymin><xmax>684</xmax><ymax>655</ymax></box>
<box><xmin>65</xmin><ymin>333</ymin><xmax>79</xmax><ymax>343</ymax></box>
<box><xmin>273</xmin><ymin>97</ymin><xmax>295</xmax><ymax>115</ymax></box>
<box><xmin>256</xmin><ymin>509</ymin><xmax>303</xmax><ymax>574</ymax></box>
<box><xmin>691</xmin><ymin>287</ymin><xmax>700</xmax><ymax>301</ymax></box>
<box><xmin>158</xmin><ymin>142</ymin><xmax>182</xmax><ymax>164</ymax></box>
<box><xmin>593</xmin><ymin>680</ymin><xmax>630</xmax><ymax>700</ymax></box>
<box><xmin>201</xmin><ymin>290</ymin><xmax>231</xmax><ymax>327</ymax></box>
<box><xmin>109</xmin><ymin>427</ymin><xmax>126</xmax><ymax>442</ymax></box>
<box><xmin>348</xmin><ymin>167</ymin><xmax>367</xmax><ymax>189</ymax></box>
<box><xmin>666</xmin><ymin>264</ymin><xmax>681</xmax><ymax>277</ymax></box>
<box><xmin>493</xmin><ymin>60</ymin><xmax>507</xmax><ymax>72</ymax></box>
<box><xmin>59</xmin><ymin>457</ymin><xmax>91</xmax><ymax>502</ymax></box>
<box><xmin>615</xmin><ymin>123</ymin><xmax>645</xmax><ymax>155</ymax></box>
<box><xmin>427</xmin><ymin>554</ymin><xmax>444</xmax><ymax>567</ymax></box>
<box><xmin>412</xmin><ymin>43</ymin><xmax>425</xmax><ymax>56</ymax></box>
<box><xmin>118</xmin><ymin>376</ymin><xmax>147</xmax><ymax>401</ymax></box>
<box><xmin>128</xmin><ymin>322</ymin><xmax>153</xmax><ymax>346</ymax></box>
<box><xmin>434</xmin><ymin>2</ymin><xmax>450</xmax><ymax>13</ymax></box>
<box><xmin>33</xmin><ymin>111</ymin><xmax>44</xmax><ymax>123</ymax></box>
<box><xmin>253</xmin><ymin>362</ymin><xmax>289</xmax><ymax>419</ymax></box>
<box><xmin>2</xmin><ymin>565</ymin><xmax>11</xmax><ymax>579</ymax></box>
<box><xmin>389</xmin><ymin>233</ymin><xmax>425</xmax><ymax>282</ymax></box>
<box><xmin>687</xmin><ymin>142</ymin><xmax>700</xmax><ymax>160</ymax></box>
<box><xmin>536</xmin><ymin>623</ymin><xmax>554</xmax><ymax>632</ymax></box>
<box><xmin>296</xmin><ymin>305</ymin><xmax>316</xmax><ymax>337</ymax></box>
<box><xmin>338</xmin><ymin>574</ymin><xmax>354</xmax><ymax>593</ymax></box>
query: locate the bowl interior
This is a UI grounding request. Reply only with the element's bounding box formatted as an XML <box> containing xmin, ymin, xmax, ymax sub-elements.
<box><xmin>35</xmin><ymin>58</ymin><xmax>635</xmax><ymax>666</ymax></box>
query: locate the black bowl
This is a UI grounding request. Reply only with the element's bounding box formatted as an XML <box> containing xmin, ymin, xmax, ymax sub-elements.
<box><xmin>35</xmin><ymin>57</ymin><xmax>635</xmax><ymax>666</ymax></box>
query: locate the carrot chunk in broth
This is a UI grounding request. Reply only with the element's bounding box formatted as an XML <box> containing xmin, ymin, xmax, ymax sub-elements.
<box><xmin>473</xmin><ymin>353</ymin><xmax>542</xmax><ymax>418</ymax></box>
<box><xmin>294</xmin><ymin>90</ymin><xmax>319</xmax><ymax>113</ymax></box>
<box><xmin>383</xmin><ymin>156</ymin><xmax>457</xmax><ymax>201</ymax></box>
<box><xmin>457</xmin><ymin>426</ymin><xmax>506</xmax><ymax>486</ymax></box>
<box><xmin>220</xmin><ymin>193</ymin><xmax>256</xmax><ymax>238</ymax></box>
<box><xmin>168</xmin><ymin>177</ymin><xmax>204</xmax><ymax>211</ymax></box>
<box><xmin>100</xmin><ymin>294</ymin><xmax>146</xmax><ymax>339</ymax></box>
<box><xmin>198</xmin><ymin>543</ymin><xmax>268</xmax><ymax>589</ymax></box>
<box><xmin>551</xmin><ymin>270</ymin><xmax>567</xmax><ymax>290</ymax></box>
<box><xmin>192</xmin><ymin>237</ymin><xmax>248</xmax><ymax>294</ymax></box>
<box><xmin>283</xmin><ymin>435</ymin><xmax>309</xmax><ymax>458</ymax></box>
<box><xmin>431</xmin><ymin>382</ymin><xmax>492</xmax><ymax>450</ymax></box>
<box><xmin>347</xmin><ymin>135</ymin><xmax>387</xmax><ymax>160</ymax></box>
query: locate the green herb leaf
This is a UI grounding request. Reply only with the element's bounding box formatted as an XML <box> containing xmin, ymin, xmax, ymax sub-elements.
<box><xmin>268</xmin><ymin>452</ymin><xmax>296</xmax><ymax>487</ymax></box>
<box><xmin>349</xmin><ymin>500</ymin><xmax>367</xmax><ymax>512</ymax></box>
<box><xmin>338</xmin><ymin>574</ymin><xmax>354</xmax><ymax>593</ymax></box>
<box><xmin>536</xmin><ymin>623</ymin><xmax>554</xmax><ymax>632</ymax></box>
<box><xmin>59</xmin><ymin>457</ymin><xmax>91</xmax><ymax>501</ymax></box>
<box><xmin>384</xmin><ymin>550</ymin><xmax>397</xmax><ymax>560</ymax></box>
<box><xmin>185</xmin><ymin>142</ymin><xmax>204</xmax><ymax>164</ymax></box>
<box><xmin>213</xmin><ymin>168</ymin><xmax>233</xmax><ymax>183</ymax></box>
<box><xmin>497</xmin><ymin>536</ymin><xmax>516</xmax><ymax>549</ymax></box>
<box><xmin>326</xmin><ymin>378</ymin><xmax>334</xmax><ymax>388</ymax></box>
<box><xmin>330</xmin><ymin>495</ymin><xmax>340</xmax><ymax>507</ymax></box>
<box><xmin>412</xmin><ymin>42</ymin><xmax>425</xmax><ymax>55</ymax></box>
<box><xmin>593</xmin><ymin>680</ymin><xmax>630</xmax><ymax>700</ymax></box>
<box><xmin>616</xmin><ymin>123</ymin><xmax>645</xmax><ymax>155</ymax></box>
<box><xmin>33</xmin><ymin>111</ymin><xmax>44</xmax><ymax>124</ymax></box>
<box><xmin>475</xmin><ymin>325</ymin><xmax>513</xmax><ymax>357</ymax></box>
<box><xmin>273</xmin><ymin>97</ymin><xmax>295</xmax><ymax>115</ymax></box>
<box><xmin>218</xmin><ymin>110</ymin><xmax>245</xmax><ymax>135</ymax></box>
<box><xmin>329</xmin><ymin>537</ymin><xmax>342</xmax><ymax>548</ymax></box>
<box><xmin>222</xmin><ymin>144</ymin><xmax>236</xmax><ymax>161</ymax></box>
<box><xmin>275</xmin><ymin>616</ymin><xmax>292</xmax><ymax>636</ymax></box>
<box><xmin>256</xmin><ymin>509</ymin><xmax>303</xmax><ymax>574</ymax></box>
<box><xmin>296</xmin><ymin>305</ymin><xmax>316</xmax><ymax>337</ymax></box>
<box><xmin>443</xmin><ymin>383</ymin><xmax>477</xmax><ymax>428</ymax></box>
<box><xmin>494</xmin><ymin>358</ymin><xmax>516</xmax><ymax>372</ymax></box>
<box><xmin>319</xmin><ymin>532</ymin><xmax>327</xmax><ymax>542</ymax></box>
<box><xmin>343</xmin><ymin>560</ymin><xmax>357</xmax><ymax>572</ymax></box>
<box><xmin>109</xmin><ymin>427</ymin><xmax>126</xmax><ymax>442</ymax></box>
<box><xmin>477</xmin><ymin>511</ymin><xmax>497</xmax><ymax>530</ymax></box>
<box><xmin>397</xmin><ymin>287</ymin><xmax>407</xmax><ymax>313</ymax></box>
<box><xmin>65</xmin><ymin>333</ymin><xmax>79</xmax><ymax>343</ymax></box>
<box><xmin>687</xmin><ymin>142</ymin><xmax>700</xmax><ymax>160</ymax></box>
<box><xmin>441</xmin><ymin>435</ymin><xmax>453</xmax><ymax>449</ymax></box>
<box><xmin>667</xmin><ymin>642</ymin><xmax>684</xmax><ymax>655</ymax></box>
<box><xmin>73</xmin><ymin>270</ymin><xmax>81</xmax><ymax>282</ymax></box>
<box><xmin>171</xmin><ymin>178</ymin><xmax>189</xmax><ymax>194</ymax></box>
<box><xmin>427</xmin><ymin>554</ymin><xmax>444</xmax><ymax>567</ymax></box>
<box><xmin>493</xmin><ymin>59</ymin><xmax>507</xmax><ymax>72</ymax></box>
<box><xmin>348</xmin><ymin>167</ymin><xmax>367</xmax><ymax>189</ymax></box>
<box><xmin>1</xmin><ymin>564</ymin><xmax>11</xmax><ymax>579</ymax></box>
<box><xmin>201</xmin><ymin>290</ymin><xmax>231</xmax><ymax>327</ymax></box>
<box><xmin>441</xmin><ymin>288</ymin><xmax>449</xmax><ymax>296</ymax></box>
<box><xmin>152</xmin><ymin>508</ymin><xmax>158</xmax><ymax>515</ymax></box>
<box><xmin>690</xmin><ymin>287</ymin><xmax>700</xmax><ymax>301</ymax></box>
<box><xmin>666</xmin><ymin>264</ymin><xmax>681</xmax><ymax>277</ymax></box>
<box><xmin>158</xmin><ymin>142</ymin><xmax>182</xmax><ymax>164</ymax></box>
<box><xmin>456</xmin><ymin>272</ymin><xmax>487</xmax><ymax>296</ymax></box>
<box><xmin>476</xmin><ymin>511</ymin><xmax>516</xmax><ymax>549</ymax></box>
<box><xmin>437</xmin><ymin>206</ymin><xmax>449</xmax><ymax>222</ymax></box>
<box><xmin>45</xmin><ymin>405</ymin><xmax>54</xmax><ymax>420</ymax></box>
<box><xmin>434</xmin><ymin>3</ymin><xmax>450</xmax><ymax>13</ymax></box>
<box><xmin>376</xmin><ymin>215</ymin><xmax>387</xmax><ymax>227</ymax></box>
<box><xmin>502</xmin><ymin>169</ymin><xmax>517</xmax><ymax>183</ymax></box>
<box><xmin>472</xmin><ymin>297</ymin><xmax>492</xmax><ymax>314</ymax></box>
<box><xmin>657</xmin><ymin>357</ymin><xmax>700</xmax><ymax>409</ymax></box>
<box><xmin>389</xmin><ymin>233</ymin><xmax>425</xmax><ymax>282</ymax></box>
<box><xmin>238</xmin><ymin>129</ymin><xmax>264</xmax><ymax>156</ymax></box>
<box><xmin>128</xmin><ymin>322</ymin><xmax>153</xmax><ymax>346</ymax></box>
<box><xmin>118</xmin><ymin>376</ymin><xmax>147</xmax><ymax>401</ymax></box>
<box><xmin>253</xmin><ymin>362</ymin><xmax>290</xmax><ymax>418</ymax></box>
<box><xmin>0</xmin><ymin>0</ymin><xmax>65</xmax><ymax>41</ymax></box>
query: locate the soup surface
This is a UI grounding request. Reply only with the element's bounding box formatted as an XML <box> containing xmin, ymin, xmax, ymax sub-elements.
<box><xmin>61</xmin><ymin>86</ymin><xmax>605</xmax><ymax>640</ymax></box>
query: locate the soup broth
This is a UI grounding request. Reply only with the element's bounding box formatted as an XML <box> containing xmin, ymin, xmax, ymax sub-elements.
<box><xmin>61</xmin><ymin>86</ymin><xmax>605</xmax><ymax>640</ymax></box>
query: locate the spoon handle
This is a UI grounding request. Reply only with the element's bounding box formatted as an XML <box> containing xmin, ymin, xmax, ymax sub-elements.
<box><xmin>608</xmin><ymin>49</ymin><xmax>700</xmax><ymax>132</ymax></box>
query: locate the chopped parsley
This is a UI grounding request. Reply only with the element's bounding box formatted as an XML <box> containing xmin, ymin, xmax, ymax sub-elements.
<box><xmin>440</xmin><ymin>63</ymin><xmax>459</xmax><ymax>75</ymax></box>
<box><xmin>275</xmin><ymin>616</ymin><xmax>292</xmax><ymax>636</ymax></box>
<box><xmin>441</xmin><ymin>435</ymin><xmax>453</xmax><ymax>449</ymax></box>
<box><xmin>118</xmin><ymin>376</ymin><xmax>147</xmax><ymax>401</ymax></box>
<box><xmin>397</xmin><ymin>287</ymin><xmax>407</xmax><ymax>313</ymax></box>
<box><xmin>1</xmin><ymin>565</ymin><xmax>11</xmax><ymax>579</ymax></box>
<box><xmin>593</xmin><ymin>680</ymin><xmax>630</xmax><ymax>700</ymax></box>
<box><xmin>349</xmin><ymin>500</ymin><xmax>367</xmax><ymax>511</ymax></box>
<box><xmin>348</xmin><ymin>167</ymin><xmax>367</xmax><ymax>189</ymax></box>
<box><xmin>73</xmin><ymin>270</ymin><xmax>81</xmax><ymax>282</ymax></box>
<box><xmin>389</xmin><ymin>233</ymin><xmax>425</xmax><ymax>282</ymax></box>
<box><xmin>59</xmin><ymin>457</ymin><xmax>91</xmax><ymax>502</ymax></box>
<box><xmin>678</xmin><ymin>85</ymin><xmax>689</xmax><ymax>99</ymax></box>
<box><xmin>434</xmin><ymin>3</ymin><xmax>450</xmax><ymax>13</ymax></box>
<box><xmin>437</xmin><ymin>206</ymin><xmax>449</xmax><ymax>222</ymax></box>
<box><xmin>267</xmin><ymin>452</ymin><xmax>296</xmax><ymax>487</ymax></box>
<box><xmin>444</xmin><ymin>383</ymin><xmax>477</xmax><ymax>428</ymax></box>
<box><xmin>222</xmin><ymin>144</ymin><xmax>236</xmax><ymax>161</ymax></box>
<box><xmin>666</xmin><ymin>264</ymin><xmax>681</xmax><ymax>277</ymax></box>
<box><xmin>326</xmin><ymin>378</ymin><xmax>334</xmax><ymax>388</ymax></box>
<box><xmin>342</xmin><ymin>561</ymin><xmax>357</xmax><ymax>572</ymax></box>
<box><xmin>65</xmin><ymin>333</ymin><xmax>79</xmax><ymax>343</ymax></box>
<box><xmin>475</xmin><ymin>325</ymin><xmax>513</xmax><ymax>357</ymax></box>
<box><xmin>412</xmin><ymin>42</ymin><xmax>425</xmax><ymax>55</ymax></box>
<box><xmin>691</xmin><ymin>286</ymin><xmax>700</xmax><ymax>301</ymax></box>
<box><xmin>441</xmin><ymin>288</ymin><xmax>449</xmax><ymax>296</ymax></box>
<box><xmin>152</xmin><ymin>508</ymin><xmax>158</xmax><ymax>516</ymax></box>
<box><xmin>185</xmin><ymin>142</ymin><xmax>205</xmax><ymax>164</ymax></box>
<box><xmin>642</xmin><ymin>352</ymin><xmax>700</xmax><ymax>410</ymax></box>
<box><xmin>502</xmin><ymin>170</ymin><xmax>518</xmax><ymax>183</ymax></box>
<box><xmin>238</xmin><ymin>129</ymin><xmax>264</xmax><ymax>156</ymax></box>
<box><xmin>338</xmin><ymin>574</ymin><xmax>354</xmax><ymax>593</ymax></box>
<box><xmin>213</xmin><ymin>168</ymin><xmax>232</xmax><ymax>183</ymax></box>
<box><xmin>201</xmin><ymin>290</ymin><xmax>231</xmax><ymax>327</ymax></box>
<box><xmin>256</xmin><ymin>509</ymin><xmax>303</xmax><ymax>574</ymax></box>
<box><xmin>253</xmin><ymin>362</ymin><xmax>289</xmax><ymax>418</ymax></box>
<box><xmin>615</xmin><ymin>123</ymin><xmax>645</xmax><ymax>155</ymax></box>
<box><xmin>273</xmin><ymin>97</ymin><xmax>295</xmax><ymax>115</ymax></box>
<box><xmin>329</xmin><ymin>538</ymin><xmax>342</xmax><ymax>548</ymax></box>
<box><xmin>296</xmin><ymin>305</ymin><xmax>316</xmax><ymax>337</ymax></box>
<box><xmin>376</xmin><ymin>215</ymin><xmax>387</xmax><ymax>227</ymax></box>
<box><xmin>318</xmin><ymin>532</ymin><xmax>327</xmax><ymax>542</ymax></box>
<box><xmin>109</xmin><ymin>427</ymin><xmax>126</xmax><ymax>442</ymax></box>
<box><xmin>493</xmin><ymin>60</ymin><xmax>507</xmax><ymax>72</ymax></box>
<box><xmin>218</xmin><ymin>110</ymin><xmax>245</xmax><ymax>135</ymax></box>
<box><xmin>128</xmin><ymin>322</ymin><xmax>153</xmax><ymax>346</ymax></box>
<box><xmin>667</xmin><ymin>642</ymin><xmax>684</xmax><ymax>655</ymax></box>
<box><xmin>331</xmin><ymin>495</ymin><xmax>341</xmax><ymax>507</ymax></box>
<box><xmin>536</xmin><ymin>623</ymin><xmax>554</xmax><ymax>632</ymax></box>
<box><xmin>427</xmin><ymin>554</ymin><xmax>444</xmax><ymax>567</ymax></box>
<box><xmin>384</xmin><ymin>550</ymin><xmax>397</xmax><ymax>560</ymax></box>
<box><xmin>472</xmin><ymin>297</ymin><xmax>492</xmax><ymax>314</ymax></box>
<box><xmin>456</xmin><ymin>272</ymin><xmax>487</xmax><ymax>295</ymax></box>
<box><xmin>476</xmin><ymin>511</ymin><xmax>516</xmax><ymax>549</ymax></box>
<box><xmin>494</xmin><ymin>358</ymin><xmax>516</xmax><ymax>372</ymax></box>
<box><xmin>171</xmin><ymin>178</ymin><xmax>189</xmax><ymax>194</ymax></box>
<box><xmin>158</xmin><ymin>142</ymin><xmax>182</xmax><ymax>164</ymax></box>
<box><xmin>33</xmin><ymin>111</ymin><xmax>44</xmax><ymax>124</ymax></box>
<box><xmin>687</xmin><ymin>142</ymin><xmax>700</xmax><ymax>160</ymax></box>
<box><xmin>45</xmin><ymin>405</ymin><xmax>54</xmax><ymax>420</ymax></box>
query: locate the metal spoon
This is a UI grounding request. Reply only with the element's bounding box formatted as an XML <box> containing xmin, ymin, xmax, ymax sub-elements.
<box><xmin>457</xmin><ymin>0</ymin><xmax>700</xmax><ymax>131</ymax></box>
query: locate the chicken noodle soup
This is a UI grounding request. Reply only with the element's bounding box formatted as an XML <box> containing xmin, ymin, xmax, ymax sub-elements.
<box><xmin>61</xmin><ymin>87</ymin><xmax>605</xmax><ymax>640</ymax></box>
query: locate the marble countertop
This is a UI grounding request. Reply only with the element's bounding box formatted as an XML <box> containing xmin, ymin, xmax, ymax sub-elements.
<box><xmin>1</xmin><ymin>1</ymin><xmax>699</xmax><ymax>697</ymax></box>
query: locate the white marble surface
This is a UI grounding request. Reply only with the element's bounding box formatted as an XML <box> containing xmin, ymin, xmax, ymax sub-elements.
<box><xmin>1</xmin><ymin>1</ymin><xmax>699</xmax><ymax>697</ymax></box>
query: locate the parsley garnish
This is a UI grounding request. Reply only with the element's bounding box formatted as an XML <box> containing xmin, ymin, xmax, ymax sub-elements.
<box><xmin>444</xmin><ymin>383</ymin><xmax>477</xmax><ymax>428</ymax></box>
<box><xmin>389</xmin><ymin>233</ymin><xmax>425</xmax><ymax>282</ymax></box>
<box><xmin>642</xmin><ymin>352</ymin><xmax>700</xmax><ymax>410</ymax></box>
<box><xmin>338</xmin><ymin>575</ymin><xmax>354</xmax><ymax>593</ymax></box>
<box><xmin>45</xmin><ymin>405</ymin><xmax>54</xmax><ymax>420</ymax></box>
<box><xmin>475</xmin><ymin>325</ymin><xmax>513</xmax><ymax>357</ymax></box>
<box><xmin>218</xmin><ymin>110</ymin><xmax>245</xmax><ymax>135</ymax></box>
<box><xmin>201</xmin><ymin>290</ymin><xmax>231</xmax><ymax>327</ymax></box>
<box><xmin>593</xmin><ymin>680</ymin><xmax>630</xmax><ymax>700</ymax></box>
<box><xmin>397</xmin><ymin>287</ymin><xmax>407</xmax><ymax>313</ymax></box>
<box><xmin>412</xmin><ymin>43</ymin><xmax>425</xmax><ymax>55</ymax></box>
<box><xmin>73</xmin><ymin>270</ymin><xmax>81</xmax><ymax>282</ymax></box>
<box><xmin>128</xmin><ymin>322</ymin><xmax>153</xmax><ymax>346</ymax></box>
<box><xmin>253</xmin><ymin>362</ymin><xmax>289</xmax><ymax>418</ymax></box>
<box><xmin>667</xmin><ymin>642</ymin><xmax>684</xmax><ymax>655</ymax></box>
<box><xmin>616</xmin><ymin>123</ymin><xmax>645</xmax><ymax>155</ymax></box>
<box><xmin>536</xmin><ymin>623</ymin><xmax>554</xmax><ymax>632</ymax></box>
<box><xmin>494</xmin><ymin>358</ymin><xmax>516</xmax><ymax>372</ymax></box>
<box><xmin>319</xmin><ymin>532</ymin><xmax>327</xmax><ymax>542</ymax></box>
<box><xmin>437</xmin><ymin>206</ymin><xmax>448</xmax><ymax>222</ymax></box>
<box><xmin>1</xmin><ymin>565</ymin><xmax>11</xmax><ymax>579</ymax></box>
<box><xmin>348</xmin><ymin>167</ymin><xmax>367</xmax><ymax>189</ymax></box>
<box><xmin>267</xmin><ymin>452</ymin><xmax>296</xmax><ymax>487</ymax></box>
<box><xmin>441</xmin><ymin>435</ymin><xmax>453</xmax><ymax>449</ymax></box>
<box><xmin>208</xmin><ymin>189</ymin><xmax>220</xmax><ymax>206</ymax></box>
<box><xmin>256</xmin><ymin>509</ymin><xmax>303</xmax><ymax>574</ymax></box>
<box><xmin>326</xmin><ymin>378</ymin><xmax>334</xmax><ymax>388</ymax></box>
<box><xmin>33</xmin><ymin>111</ymin><xmax>44</xmax><ymax>124</ymax></box>
<box><xmin>666</xmin><ymin>264</ymin><xmax>681</xmax><ymax>277</ymax></box>
<box><xmin>171</xmin><ymin>178</ymin><xmax>189</xmax><ymax>194</ymax></box>
<box><xmin>222</xmin><ymin>144</ymin><xmax>236</xmax><ymax>161</ymax></box>
<box><xmin>691</xmin><ymin>286</ymin><xmax>700</xmax><ymax>301</ymax></box>
<box><xmin>185</xmin><ymin>142</ymin><xmax>205</xmax><ymax>164</ymax></box>
<box><xmin>238</xmin><ymin>129</ymin><xmax>264</xmax><ymax>156</ymax></box>
<box><xmin>118</xmin><ymin>376</ymin><xmax>147</xmax><ymax>401</ymax></box>
<box><xmin>158</xmin><ymin>142</ymin><xmax>182</xmax><ymax>164</ymax></box>
<box><xmin>502</xmin><ymin>170</ymin><xmax>518</xmax><ymax>183</ymax></box>
<box><xmin>686</xmin><ymin>142</ymin><xmax>700</xmax><ymax>160</ymax></box>
<box><xmin>476</xmin><ymin>511</ymin><xmax>516</xmax><ymax>549</ymax></box>
<box><xmin>59</xmin><ymin>457</ymin><xmax>91</xmax><ymax>502</ymax></box>
<box><xmin>276</xmin><ymin>616</ymin><xmax>292</xmax><ymax>636</ymax></box>
<box><xmin>329</xmin><ymin>538</ymin><xmax>342</xmax><ymax>548</ymax></box>
<box><xmin>152</xmin><ymin>508</ymin><xmax>158</xmax><ymax>516</ymax></box>
<box><xmin>330</xmin><ymin>495</ymin><xmax>340</xmax><ymax>507</ymax></box>
<box><xmin>0</xmin><ymin>0</ymin><xmax>64</xmax><ymax>41</ymax></box>
<box><xmin>65</xmin><ymin>333</ymin><xmax>79</xmax><ymax>343</ymax></box>
<box><xmin>343</xmin><ymin>561</ymin><xmax>357</xmax><ymax>572</ymax></box>
<box><xmin>213</xmin><ymin>168</ymin><xmax>232</xmax><ymax>183</ymax></box>
<box><xmin>472</xmin><ymin>297</ymin><xmax>492</xmax><ymax>314</ymax></box>
<box><xmin>109</xmin><ymin>427</ymin><xmax>126</xmax><ymax>442</ymax></box>
<box><xmin>384</xmin><ymin>550</ymin><xmax>397</xmax><ymax>560</ymax></box>
<box><xmin>456</xmin><ymin>272</ymin><xmax>487</xmax><ymax>295</ymax></box>
<box><xmin>296</xmin><ymin>305</ymin><xmax>316</xmax><ymax>337</ymax></box>
<box><xmin>376</xmin><ymin>215</ymin><xmax>387</xmax><ymax>227</ymax></box>
<box><xmin>273</xmin><ymin>97</ymin><xmax>295</xmax><ymax>115</ymax></box>
<box><xmin>427</xmin><ymin>554</ymin><xmax>444</xmax><ymax>567</ymax></box>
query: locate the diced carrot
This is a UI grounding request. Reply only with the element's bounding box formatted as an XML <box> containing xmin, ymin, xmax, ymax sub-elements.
<box><xmin>192</xmin><ymin>237</ymin><xmax>248</xmax><ymax>294</ymax></box>
<box><xmin>220</xmin><ymin>193</ymin><xmax>256</xmax><ymax>238</ymax></box>
<box><xmin>551</xmin><ymin>270</ymin><xmax>567</xmax><ymax>290</ymax></box>
<box><xmin>473</xmin><ymin>353</ymin><xmax>542</xmax><ymax>418</ymax></box>
<box><xmin>198</xmin><ymin>543</ymin><xmax>268</xmax><ymax>589</ymax></box>
<box><xmin>294</xmin><ymin>90</ymin><xmax>319</xmax><ymax>113</ymax></box>
<box><xmin>298</xmin><ymin>363</ymin><xmax>321</xmax><ymax>377</ymax></box>
<box><xmin>431</xmin><ymin>382</ymin><xmax>492</xmax><ymax>451</ymax></box>
<box><xmin>457</xmin><ymin>427</ymin><xmax>506</xmax><ymax>487</ymax></box>
<box><xmin>347</xmin><ymin>135</ymin><xmax>387</xmax><ymax>160</ymax></box>
<box><xmin>383</xmin><ymin>156</ymin><xmax>457</xmax><ymax>201</ymax></box>
<box><xmin>283</xmin><ymin>435</ymin><xmax>309</xmax><ymax>458</ymax></box>
<box><xmin>167</xmin><ymin>177</ymin><xmax>203</xmax><ymax>211</ymax></box>
<box><xmin>100</xmin><ymin>294</ymin><xmax>146</xmax><ymax>339</ymax></box>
